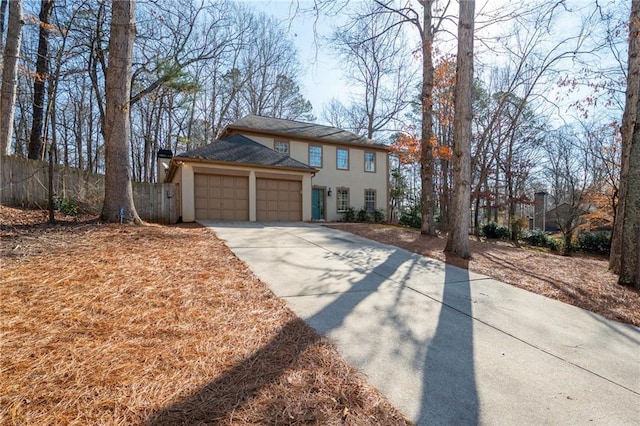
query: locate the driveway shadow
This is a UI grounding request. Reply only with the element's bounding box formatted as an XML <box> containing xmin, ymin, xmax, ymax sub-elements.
<box><xmin>146</xmin><ymin>318</ymin><xmax>321</xmax><ymax>424</ymax></box>
<box><xmin>145</xmin><ymin>242</ymin><xmax>412</xmax><ymax>424</ymax></box>
<box><xmin>146</xmin><ymin>228</ymin><xmax>479</xmax><ymax>424</ymax></box>
<box><xmin>417</xmin><ymin>256</ymin><xmax>478</xmax><ymax>424</ymax></box>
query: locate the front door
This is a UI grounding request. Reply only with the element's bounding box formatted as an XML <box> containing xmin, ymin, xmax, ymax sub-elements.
<box><xmin>312</xmin><ymin>188</ymin><xmax>325</xmax><ymax>220</ymax></box>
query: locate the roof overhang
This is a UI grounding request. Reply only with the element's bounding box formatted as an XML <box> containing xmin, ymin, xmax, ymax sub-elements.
<box><xmin>220</xmin><ymin>125</ymin><xmax>390</xmax><ymax>152</ymax></box>
<box><xmin>165</xmin><ymin>156</ymin><xmax>318</xmax><ymax>182</ymax></box>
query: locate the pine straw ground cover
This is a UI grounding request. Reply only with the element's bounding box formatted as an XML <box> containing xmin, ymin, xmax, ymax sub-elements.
<box><xmin>0</xmin><ymin>206</ymin><xmax>411</xmax><ymax>425</ymax></box>
<box><xmin>325</xmin><ymin>223</ymin><xmax>640</xmax><ymax>327</ymax></box>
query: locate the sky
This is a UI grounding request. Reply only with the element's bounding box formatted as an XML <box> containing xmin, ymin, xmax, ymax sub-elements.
<box><xmin>243</xmin><ymin>0</ymin><xmax>351</xmax><ymax>122</ymax></box>
<box><xmin>234</xmin><ymin>0</ymin><xmax>625</xmax><ymax>128</ymax></box>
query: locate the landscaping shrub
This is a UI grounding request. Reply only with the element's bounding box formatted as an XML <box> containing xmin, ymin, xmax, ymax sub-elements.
<box><xmin>482</xmin><ymin>222</ymin><xmax>510</xmax><ymax>239</ymax></box>
<box><xmin>341</xmin><ymin>207</ymin><xmax>356</xmax><ymax>223</ymax></box>
<box><xmin>577</xmin><ymin>232</ymin><xmax>611</xmax><ymax>255</ymax></box>
<box><xmin>357</xmin><ymin>208</ymin><xmax>369</xmax><ymax>222</ymax></box>
<box><xmin>53</xmin><ymin>195</ymin><xmax>79</xmax><ymax>216</ymax></box>
<box><xmin>372</xmin><ymin>208</ymin><xmax>385</xmax><ymax>223</ymax></box>
<box><xmin>523</xmin><ymin>230</ymin><xmax>550</xmax><ymax>247</ymax></box>
<box><xmin>399</xmin><ymin>205</ymin><xmax>422</xmax><ymax>229</ymax></box>
<box><xmin>523</xmin><ymin>230</ymin><xmax>563</xmax><ymax>252</ymax></box>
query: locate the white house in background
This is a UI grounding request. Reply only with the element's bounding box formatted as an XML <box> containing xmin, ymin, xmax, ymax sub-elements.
<box><xmin>162</xmin><ymin>114</ymin><xmax>389</xmax><ymax>222</ymax></box>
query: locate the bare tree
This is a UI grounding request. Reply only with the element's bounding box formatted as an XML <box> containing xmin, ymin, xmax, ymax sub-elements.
<box><xmin>327</xmin><ymin>1</ymin><xmax>417</xmax><ymax>139</ymax></box>
<box><xmin>445</xmin><ymin>0</ymin><xmax>475</xmax><ymax>258</ymax></box>
<box><xmin>367</xmin><ymin>0</ymin><xmax>453</xmax><ymax>236</ymax></box>
<box><xmin>27</xmin><ymin>0</ymin><xmax>55</xmax><ymax>160</ymax></box>
<box><xmin>0</xmin><ymin>0</ymin><xmax>22</xmax><ymax>155</ymax></box>
<box><xmin>543</xmin><ymin>128</ymin><xmax>592</xmax><ymax>255</ymax></box>
<box><xmin>101</xmin><ymin>0</ymin><xmax>140</xmax><ymax>223</ymax></box>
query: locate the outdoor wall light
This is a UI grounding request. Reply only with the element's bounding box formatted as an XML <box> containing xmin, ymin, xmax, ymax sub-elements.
<box><xmin>328</xmin><ymin>188</ymin><xmax>332</xmax><ymax>196</ymax></box>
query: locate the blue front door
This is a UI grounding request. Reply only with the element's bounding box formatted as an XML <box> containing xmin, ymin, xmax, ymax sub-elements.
<box><xmin>312</xmin><ymin>188</ymin><xmax>325</xmax><ymax>220</ymax></box>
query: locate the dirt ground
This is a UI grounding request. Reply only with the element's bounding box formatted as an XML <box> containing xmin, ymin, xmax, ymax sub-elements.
<box><xmin>0</xmin><ymin>206</ymin><xmax>411</xmax><ymax>425</ymax></box>
<box><xmin>325</xmin><ymin>223</ymin><xmax>640</xmax><ymax>327</ymax></box>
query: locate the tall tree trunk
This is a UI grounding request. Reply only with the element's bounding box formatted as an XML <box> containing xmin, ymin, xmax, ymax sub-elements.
<box><xmin>101</xmin><ymin>0</ymin><xmax>141</xmax><ymax>224</ymax></box>
<box><xmin>445</xmin><ymin>0</ymin><xmax>475</xmax><ymax>259</ymax></box>
<box><xmin>615</xmin><ymin>0</ymin><xmax>640</xmax><ymax>287</ymax></box>
<box><xmin>28</xmin><ymin>0</ymin><xmax>54</xmax><ymax>160</ymax></box>
<box><xmin>610</xmin><ymin>0</ymin><xmax>640</xmax><ymax>276</ymax></box>
<box><xmin>420</xmin><ymin>0</ymin><xmax>437</xmax><ymax>235</ymax></box>
<box><xmin>0</xmin><ymin>0</ymin><xmax>23</xmax><ymax>155</ymax></box>
<box><xmin>619</xmin><ymin>95</ymin><xmax>640</xmax><ymax>288</ymax></box>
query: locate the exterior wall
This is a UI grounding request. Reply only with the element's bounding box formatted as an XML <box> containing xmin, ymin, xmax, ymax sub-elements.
<box><xmin>239</xmin><ymin>133</ymin><xmax>389</xmax><ymax>221</ymax></box>
<box><xmin>170</xmin><ymin>160</ymin><xmax>312</xmax><ymax>222</ymax></box>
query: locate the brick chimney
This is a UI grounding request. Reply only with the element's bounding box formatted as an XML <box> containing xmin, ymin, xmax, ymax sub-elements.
<box><xmin>533</xmin><ymin>191</ymin><xmax>547</xmax><ymax>231</ymax></box>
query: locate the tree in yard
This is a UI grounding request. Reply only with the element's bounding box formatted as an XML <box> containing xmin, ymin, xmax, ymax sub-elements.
<box><xmin>611</xmin><ymin>0</ymin><xmax>640</xmax><ymax>288</ymax></box>
<box><xmin>365</xmin><ymin>0</ymin><xmax>451</xmax><ymax>236</ymax></box>
<box><xmin>543</xmin><ymin>128</ymin><xmax>593</xmax><ymax>255</ymax></box>
<box><xmin>444</xmin><ymin>0</ymin><xmax>475</xmax><ymax>259</ymax></box>
<box><xmin>101</xmin><ymin>0</ymin><xmax>140</xmax><ymax>224</ymax></box>
<box><xmin>326</xmin><ymin>1</ymin><xmax>417</xmax><ymax>139</ymax></box>
<box><xmin>27</xmin><ymin>0</ymin><xmax>55</xmax><ymax>160</ymax></box>
<box><xmin>0</xmin><ymin>0</ymin><xmax>23</xmax><ymax>156</ymax></box>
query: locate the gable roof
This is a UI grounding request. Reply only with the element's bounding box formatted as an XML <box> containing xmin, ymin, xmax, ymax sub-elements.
<box><xmin>174</xmin><ymin>134</ymin><xmax>316</xmax><ymax>172</ymax></box>
<box><xmin>221</xmin><ymin>114</ymin><xmax>388</xmax><ymax>150</ymax></box>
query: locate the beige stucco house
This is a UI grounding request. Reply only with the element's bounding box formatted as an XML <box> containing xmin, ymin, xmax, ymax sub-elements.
<box><xmin>162</xmin><ymin>115</ymin><xmax>389</xmax><ymax>222</ymax></box>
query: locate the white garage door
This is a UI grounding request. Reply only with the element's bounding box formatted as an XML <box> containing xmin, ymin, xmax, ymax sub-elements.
<box><xmin>194</xmin><ymin>173</ymin><xmax>249</xmax><ymax>221</ymax></box>
<box><xmin>256</xmin><ymin>178</ymin><xmax>302</xmax><ymax>221</ymax></box>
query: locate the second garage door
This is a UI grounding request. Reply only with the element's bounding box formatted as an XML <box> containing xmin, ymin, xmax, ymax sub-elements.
<box><xmin>194</xmin><ymin>173</ymin><xmax>249</xmax><ymax>221</ymax></box>
<box><xmin>256</xmin><ymin>178</ymin><xmax>302</xmax><ymax>221</ymax></box>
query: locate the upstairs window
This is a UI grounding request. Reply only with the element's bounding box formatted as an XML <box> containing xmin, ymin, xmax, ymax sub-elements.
<box><xmin>309</xmin><ymin>145</ymin><xmax>322</xmax><ymax>167</ymax></box>
<box><xmin>364</xmin><ymin>152</ymin><xmax>376</xmax><ymax>172</ymax></box>
<box><xmin>337</xmin><ymin>148</ymin><xmax>349</xmax><ymax>170</ymax></box>
<box><xmin>337</xmin><ymin>188</ymin><xmax>350</xmax><ymax>212</ymax></box>
<box><xmin>275</xmin><ymin>141</ymin><xmax>290</xmax><ymax>156</ymax></box>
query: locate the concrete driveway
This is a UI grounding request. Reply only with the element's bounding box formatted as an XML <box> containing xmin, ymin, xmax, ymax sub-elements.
<box><xmin>204</xmin><ymin>221</ymin><xmax>640</xmax><ymax>425</ymax></box>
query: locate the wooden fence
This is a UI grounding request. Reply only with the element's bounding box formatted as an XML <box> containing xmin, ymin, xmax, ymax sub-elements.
<box><xmin>0</xmin><ymin>155</ymin><xmax>179</xmax><ymax>224</ymax></box>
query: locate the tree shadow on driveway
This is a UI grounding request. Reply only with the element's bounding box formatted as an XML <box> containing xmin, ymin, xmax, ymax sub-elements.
<box><xmin>417</xmin><ymin>256</ymin><xmax>478</xmax><ymax>425</ymax></box>
<box><xmin>146</xmin><ymin>228</ymin><xmax>479</xmax><ymax>424</ymax></box>
<box><xmin>145</xmin><ymin>245</ymin><xmax>414</xmax><ymax>424</ymax></box>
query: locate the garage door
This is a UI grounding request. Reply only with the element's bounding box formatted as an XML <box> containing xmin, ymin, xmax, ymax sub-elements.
<box><xmin>256</xmin><ymin>178</ymin><xmax>301</xmax><ymax>221</ymax></box>
<box><xmin>195</xmin><ymin>173</ymin><xmax>249</xmax><ymax>221</ymax></box>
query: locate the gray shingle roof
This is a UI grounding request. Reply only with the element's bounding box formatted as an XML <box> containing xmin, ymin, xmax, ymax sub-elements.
<box><xmin>175</xmin><ymin>134</ymin><xmax>316</xmax><ymax>171</ymax></box>
<box><xmin>223</xmin><ymin>114</ymin><xmax>387</xmax><ymax>149</ymax></box>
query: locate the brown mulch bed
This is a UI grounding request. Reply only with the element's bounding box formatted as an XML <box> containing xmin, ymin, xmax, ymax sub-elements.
<box><xmin>0</xmin><ymin>206</ymin><xmax>411</xmax><ymax>425</ymax></box>
<box><xmin>324</xmin><ymin>223</ymin><xmax>640</xmax><ymax>328</ymax></box>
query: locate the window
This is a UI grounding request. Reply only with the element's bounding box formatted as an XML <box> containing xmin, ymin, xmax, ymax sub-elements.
<box><xmin>337</xmin><ymin>148</ymin><xmax>349</xmax><ymax>170</ymax></box>
<box><xmin>336</xmin><ymin>188</ymin><xmax>350</xmax><ymax>212</ymax></box>
<box><xmin>309</xmin><ymin>145</ymin><xmax>322</xmax><ymax>167</ymax></box>
<box><xmin>274</xmin><ymin>140</ymin><xmax>289</xmax><ymax>156</ymax></box>
<box><xmin>364</xmin><ymin>152</ymin><xmax>376</xmax><ymax>172</ymax></box>
<box><xmin>365</xmin><ymin>189</ymin><xmax>376</xmax><ymax>211</ymax></box>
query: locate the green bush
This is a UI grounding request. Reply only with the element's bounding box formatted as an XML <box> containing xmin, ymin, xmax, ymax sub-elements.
<box><xmin>577</xmin><ymin>232</ymin><xmax>611</xmax><ymax>255</ymax></box>
<box><xmin>523</xmin><ymin>230</ymin><xmax>563</xmax><ymax>251</ymax></box>
<box><xmin>357</xmin><ymin>208</ymin><xmax>369</xmax><ymax>222</ymax></box>
<box><xmin>341</xmin><ymin>207</ymin><xmax>356</xmax><ymax>223</ymax></box>
<box><xmin>372</xmin><ymin>208</ymin><xmax>385</xmax><ymax>223</ymax></box>
<box><xmin>399</xmin><ymin>205</ymin><xmax>422</xmax><ymax>229</ymax></box>
<box><xmin>523</xmin><ymin>230</ymin><xmax>550</xmax><ymax>247</ymax></box>
<box><xmin>53</xmin><ymin>194</ymin><xmax>79</xmax><ymax>216</ymax></box>
<box><xmin>482</xmin><ymin>222</ymin><xmax>510</xmax><ymax>239</ymax></box>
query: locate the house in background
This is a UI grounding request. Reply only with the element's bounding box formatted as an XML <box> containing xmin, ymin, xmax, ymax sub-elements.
<box><xmin>162</xmin><ymin>115</ymin><xmax>389</xmax><ymax>222</ymax></box>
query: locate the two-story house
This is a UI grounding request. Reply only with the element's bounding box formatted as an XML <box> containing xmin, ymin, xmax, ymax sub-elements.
<box><xmin>163</xmin><ymin>114</ymin><xmax>389</xmax><ymax>222</ymax></box>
